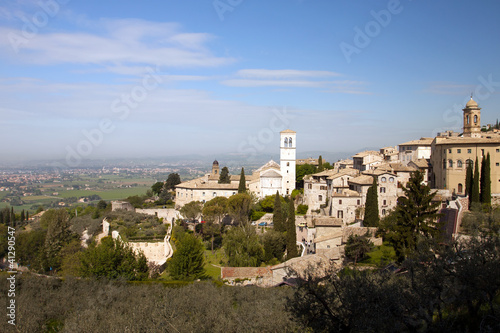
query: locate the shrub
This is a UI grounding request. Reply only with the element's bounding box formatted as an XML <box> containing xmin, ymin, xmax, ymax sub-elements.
<box><xmin>296</xmin><ymin>204</ymin><xmax>308</xmax><ymax>215</ymax></box>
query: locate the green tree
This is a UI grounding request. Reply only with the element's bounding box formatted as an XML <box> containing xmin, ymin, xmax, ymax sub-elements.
<box><xmin>20</xmin><ymin>209</ymin><xmax>25</xmax><ymax>222</ymax></box>
<box><xmin>344</xmin><ymin>234</ymin><xmax>373</xmax><ymax>265</ymax></box>
<box><xmin>318</xmin><ymin>155</ymin><xmax>324</xmax><ymax>172</ymax></box>
<box><xmin>202</xmin><ymin>196</ymin><xmax>228</xmax><ymax>224</ymax></box>
<box><xmin>261</xmin><ymin>230</ymin><xmax>286</xmax><ymax>263</ymax></box>
<box><xmin>296</xmin><ymin>164</ymin><xmax>317</xmax><ymax>188</ymax></box>
<box><xmin>471</xmin><ymin>157</ymin><xmax>480</xmax><ymax>207</ymax></box>
<box><xmin>364</xmin><ymin>177</ymin><xmax>379</xmax><ymax>227</ymax></box>
<box><xmin>466</xmin><ymin>160</ymin><xmax>473</xmax><ymax>204</ymax></box>
<box><xmin>97</xmin><ymin>200</ymin><xmax>108</xmax><ymax>210</ymax></box>
<box><xmin>218</xmin><ymin>166</ymin><xmax>231</xmax><ymax>184</ymax></box>
<box><xmin>169</xmin><ymin>232</ymin><xmax>206</xmax><ymax>280</ymax></box>
<box><xmin>151</xmin><ymin>181</ymin><xmax>164</xmax><ymax>195</ymax></box>
<box><xmin>480</xmin><ymin>153</ymin><xmax>491</xmax><ymax>207</ymax></box>
<box><xmin>42</xmin><ymin>209</ymin><xmax>73</xmax><ymax>272</ymax></box>
<box><xmin>238</xmin><ymin>167</ymin><xmax>246</xmax><ymax>193</ymax></box>
<box><xmin>223</xmin><ymin>223</ymin><xmax>264</xmax><ymax>267</ymax></box>
<box><xmin>381</xmin><ymin>171</ymin><xmax>442</xmax><ymax>262</ymax></box>
<box><xmin>180</xmin><ymin>201</ymin><xmax>203</xmax><ymax>221</ymax></box>
<box><xmin>273</xmin><ymin>192</ymin><xmax>286</xmax><ymax>232</ymax></box>
<box><xmin>286</xmin><ymin>198</ymin><xmax>298</xmax><ymax>259</ymax></box>
<box><xmin>79</xmin><ymin>237</ymin><xmax>148</xmax><ymax>281</ymax></box>
<box><xmin>227</xmin><ymin>193</ymin><xmax>252</xmax><ymax>224</ymax></box>
<box><xmin>165</xmin><ymin>173</ymin><xmax>181</xmax><ymax>191</ymax></box>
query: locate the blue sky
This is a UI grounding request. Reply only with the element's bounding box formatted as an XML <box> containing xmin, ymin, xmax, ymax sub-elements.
<box><xmin>1</xmin><ymin>0</ymin><xmax>500</xmax><ymax>164</ymax></box>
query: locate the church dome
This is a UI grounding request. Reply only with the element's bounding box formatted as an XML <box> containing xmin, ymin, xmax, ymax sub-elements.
<box><xmin>213</xmin><ymin>160</ymin><xmax>219</xmax><ymax>165</ymax></box>
<box><xmin>466</xmin><ymin>97</ymin><xmax>478</xmax><ymax>108</ymax></box>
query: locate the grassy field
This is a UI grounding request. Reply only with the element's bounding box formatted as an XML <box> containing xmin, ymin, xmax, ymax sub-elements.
<box><xmin>359</xmin><ymin>242</ymin><xmax>397</xmax><ymax>267</ymax></box>
<box><xmin>204</xmin><ymin>249</ymin><xmax>226</xmax><ymax>279</ymax></box>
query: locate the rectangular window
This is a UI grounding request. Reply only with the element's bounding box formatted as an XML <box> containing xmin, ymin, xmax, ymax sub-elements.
<box><xmin>497</xmin><ymin>149</ymin><xmax>500</xmax><ymax>153</ymax></box>
<box><xmin>457</xmin><ymin>149</ymin><xmax>461</xmax><ymax>153</ymax></box>
<box><xmin>357</xmin><ymin>200</ymin><xmax>360</xmax><ymax>205</ymax></box>
<box><xmin>308</xmin><ymin>184</ymin><xmax>312</xmax><ymax>189</ymax></box>
<box><xmin>468</xmin><ymin>149</ymin><xmax>472</xmax><ymax>153</ymax></box>
<box><xmin>337</xmin><ymin>210</ymin><xmax>343</xmax><ymax>219</ymax></box>
<box><xmin>497</xmin><ymin>163</ymin><xmax>499</xmax><ymax>167</ymax></box>
<box><xmin>339</xmin><ymin>200</ymin><xmax>342</xmax><ymax>204</ymax></box>
<box><xmin>448</xmin><ymin>149</ymin><xmax>452</xmax><ymax>153</ymax></box>
<box><xmin>202</xmin><ymin>192</ymin><xmax>205</xmax><ymax>196</ymax></box>
<box><xmin>380</xmin><ymin>187</ymin><xmax>386</xmax><ymax>193</ymax></box>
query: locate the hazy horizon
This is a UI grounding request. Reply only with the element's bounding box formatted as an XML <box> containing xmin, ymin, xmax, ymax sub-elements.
<box><xmin>1</xmin><ymin>1</ymin><xmax>500</xmax><ymax>166</ymax></box>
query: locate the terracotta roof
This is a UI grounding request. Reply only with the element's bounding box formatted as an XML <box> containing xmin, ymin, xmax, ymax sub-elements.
<box><xmin>327</xmin><ymin>168</ymin><xmax>359</xmax><ymax>180</ymax></box>
<box><xmin>175</xmin><ymin>177</ymin><xmax>239</xmax><ymax>190</ymax></box>
<box><xmin>221</xmin><ymin>267</ymin><xmax>272</xmax><ymax>279</ymax></box>
<box><xmin>409</xmin><ymin>158</ymin><xmax>431</xmax><ymax>169</ymax></box>
<box><xmin>313</xmin><ymin>217</ymin><xmax>343</xmax><ymax>227</ymax></box>
<box><xmin>280</xmin><ymin>129</ymin><xmax>296</xmax><ymax>134</ymax></box>
<box><xmin>332</xmin><ymin>189</ymin><xmax>361</xmax><ymax>197</ymax></box>
<box><xmin>433</xmin><ymin>136</ymin><xmax>500</xmax><ymax>145</ymax></box>
<box><xmin>399</xmin><ymin>137</ymin><xmax>433</xmax><ymax>146</ymax></box>
<box><xmin>348</xmin><ymin>174</ymin><xmax>374</xmax><ymax>185</ymax></box>
<box><xmin>353</xmin><ymin>150</ymin><xmax>382</xmax><ymax>158</ymax></box>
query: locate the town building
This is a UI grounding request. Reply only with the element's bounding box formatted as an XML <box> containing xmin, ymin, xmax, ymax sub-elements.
<box><xmin>430</xmin><ymin>97</ymin><xmax>500</xmax><ymax>195</ymax></box>
<box><xmin>398</xmin><ymin>137</ymin><xmax>433</xmax><ymax>165</ymax></box>
<box><xmin>175</xmin><ymin>130</ymin><xmax>297</xmax><ymax>207</ymax></box>
<box><xmin>352</xmin><ymin>151</ymin><xmax>384</xmax><ymax>171</ymax></box>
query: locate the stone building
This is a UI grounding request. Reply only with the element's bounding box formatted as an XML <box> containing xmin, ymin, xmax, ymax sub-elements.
<box><xmin>430</xmin><ymin>97</ymin><xmax>500</xmax><ymax>195</ymax></box>
<box><xmin>352</xmin><ymin>151</ymin><xmax>384</xmax><ymax>171</ymax></box>
<box><xmin>175</xmin><ymin>130</ymin><xmax>297</xmax><ymax>207</ymax></box>
<box><xmin>398</xmin><ymin>137</ymin><xmax>433</xmax><ymax>165</ymax></box>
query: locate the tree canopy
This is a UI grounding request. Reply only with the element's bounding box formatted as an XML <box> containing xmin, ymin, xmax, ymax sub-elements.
<box><xmin>169</xmin><ymin>231</ymin><xmax>206</xmax><ymax>280</ymax></box>
<box><xmin>180</xmin><ymin>201</ymin><xmax>203</xmax><ymax>221</ymax></box>
<box><xmin>165</xmin><ymin>173</ymin><xmax>181</xmax><ymax>191</ymax></box>
<box><xmin>238</xmin><ymin>167</ymin><xmax>246</xmax><ymax>193</ymax></box>
<box><xmin>364</xmin><ymin>177</ymin><xmax>379</xmax><ymax>227</ymax></box>
<box><xmin>218</xmin><ymin>166</ymin><xmax>231</xmax><ymax>184</ymax></box>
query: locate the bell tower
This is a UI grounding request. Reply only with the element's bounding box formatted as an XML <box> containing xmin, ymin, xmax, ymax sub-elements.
<box><xmin>211</xmin><ymin>160</ymin><xmax>220</xmax><ymax>176</ymax></box>
<box><xmin>280</xmin><ymin>129</ymin><xmax>296</xmax><ymax>196</ymax></box>
<box><xmin>463</xmin><ymin>96</ymin><xmax>481</xmax><ymax>138</ymax></box>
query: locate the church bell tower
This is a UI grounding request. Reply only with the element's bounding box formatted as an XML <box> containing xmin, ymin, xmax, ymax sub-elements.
<box><xmin>280</xmin><ymin>130</ymin><xmax>296</xmax><ymax>196</ymax></box>
<box><xmin>463</xmin><ymin>96</ymin><xmax>481</xmax><ymax>138</ymax></box>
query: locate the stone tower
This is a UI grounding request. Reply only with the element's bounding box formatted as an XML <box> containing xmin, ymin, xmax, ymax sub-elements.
<box><xmin>212</xmin><ymin>160</ymin><xmax>220</xmax><ymax>177</ymax></box>
<box><xmin>463</xmin><ymin>97</ymin><xmax>481</xmax><ymax>138</ymax></box>
<box><xmin>280</xmin><ymin>129</ymin><xmax>296</xmax><ymax>196</ymax></box>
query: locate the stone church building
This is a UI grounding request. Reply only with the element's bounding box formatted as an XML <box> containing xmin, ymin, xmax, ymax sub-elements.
<box><xmin>175</xmin><ymin>130</ymin><xmax>297</xmax><ymax>207</ymax></box>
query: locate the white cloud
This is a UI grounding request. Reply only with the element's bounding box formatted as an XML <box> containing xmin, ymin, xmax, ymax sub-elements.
<box><xmin>0</xmin><ymin>18</ymin><xmax>235</xmax><ymax>70</ymax></box>
<box><xmin>235</xmin><ymin>69</ymin><xmax>341</xmax><ymax>79</ymax></box>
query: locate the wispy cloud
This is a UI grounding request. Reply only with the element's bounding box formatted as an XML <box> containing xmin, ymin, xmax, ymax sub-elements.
<box><xmin>0</xmin><ymin>18</ymin><xmax>235</xmax><ymax>71</ymax></box>
<box><xmin>424</xmin><ymin>82</ymin><xmax>475</xmax><ymax>95</ymax></box>
<box><xmin>221</xmin><ymin>69</ymin><xmax>369</xmax><ymax>94</ymax></box>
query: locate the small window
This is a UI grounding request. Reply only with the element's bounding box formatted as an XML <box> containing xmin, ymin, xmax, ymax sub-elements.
<box><xmin>213</xmin><ymin>192</ymin><xmax>217</xmax><ymax>197</ymax></box>
<box><xmin>337</xmin><ymin>210</ymin><xmax>343</xmax><ymax>219</ymax></box>
<box><xmin>457</xmin><ymin>160</ymin><xmax>463</xmax><ymax>168</ymax></box>
<box><xmin>286</xmin><ymin>189</ymin><xmax>289</xmax><ymax>195</ymax></box>
<box><xmin>381</xmin><ymin>177</ymin><xmax>387</xmax><ymax>182</ymax></box>
<box><xmin>318</xmin><ymin>195</ymin><xmax>323</xmax><ymax>201</ymax></box>
<box><xmin>380</xmin><ymin>187</ymin><xmax>386</xmax><ymax>193</ymax></box>
<box><xmin>448</xmin><ymin>160</ymin><xmax>453</xmax><ymax>168</ymax></box>
<box><xmin>468</xmin><ymin>149</ymin><xmax>472</xmax><ymax>154</ymax></box>
<box><xmin>457</xmin><ymin>149</ymin><xmax>461</xmax><ymax>154</ymax></box>
<box><xmin>382</xmin><ymin>209</ymin><xmax>386</xmax><ymax>216</ymax></box>
<box><xmin>496</xmin><ymin>163</ymin><xmax>499</xmax><ymax>167</ymax></box>
<box><xmin>458</xmin><ymin>183</ymin><xmax>463</xmax><ymax>193</ymax></box>
<box><xmin>466</xmin><ymin>159</ymin><xmax>473</xmax><ymax>168</ymax></box>
<box><xmin>474</xmin><ymin>115</ymin><xmax>478</xmax><ymax>124</ymax></box>
<box><xmin>202</xmin><ymin>192</ymin><xmax>205</xmax><ymax>196</ymax></box>
<box><xmin>448</xmin><ymin>149</ymin><xmax>452</xmax><ymax>154</ymax></box>
<box><xmin>339</xmin><ymin>200</ymin><xmax>342</xmax><ymax>205</ymax></box>
<box><xmin>357</xmin><ymin>199</ymin><xmax>360</xmax><ymax>205</ymax></box>
<box><xmin>466</xmin><ymin>115</ymin><xmax>470</xmax><ymax>124</ymax></box>
<box><xmin>308</xmin><ymin>184</ymin><xmax>312</xmax><ymax>189</ymax></box>
<box><xmin>287</xmin><ymin>162</ymin><xmax>290</xmax><ymax>166</ymax></box>
<box><xmin>389</xmin><ymin>177</ymin><xmax>394</xmax><ymax>183</ymax></box>
<box><xmin>233</xmin><ymin>192</ymin><xmax>236</xmax><ymax>195</ymax></box>
<box><xmin>497</xmin><ymin>149</ymin><xmax>500</xmax><ymax>153</ymax></box>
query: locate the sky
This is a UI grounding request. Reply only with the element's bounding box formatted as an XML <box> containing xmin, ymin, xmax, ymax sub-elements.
<box><xmin>1</xmin><ymin>0</ymin><xmax>500</xmax><ymax>166</ymax></box>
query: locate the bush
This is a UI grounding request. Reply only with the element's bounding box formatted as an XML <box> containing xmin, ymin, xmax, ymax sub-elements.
<box><xmin>251</xmin><ymin>211</ymin><xmax>267</xmax><ymax>221</ymax></box>
<box><xmin>296</xmin><ymin>204</ymin><xmax>308</xmax><ymax>215</ymax></box>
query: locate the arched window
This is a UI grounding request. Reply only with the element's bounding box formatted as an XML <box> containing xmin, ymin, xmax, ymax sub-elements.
<box><xmin>288</xmin><ymin>137</ymin><xmax>293</xmax><ymax>147</ymax></box>
<box><xmin>382</xmin><ymin>209</ymin><xmax>386</xmax><ymax>216</ymax></box>
<box><xmin>466</xmin><ymin>115</ymin><xmax>470</xmax><ymax>124</ymax></box>
<box><xmin>284</xmin><ymin>137</ymin><xmax>288</xmax><ymax>147</ymax></box>
<box><xmin>318</xmin><ymin>195</ymin><xmax>323</xmax><ymax>201</ymax></box>
<box><xmin>458</xmin><ymin>183</ymin><xmax>463</xmax><ymax>194</ymax></box>
<box><xmin>389</xmin><ymin>177</ymin><xmax>394</xmax><ymax>183</ymax></box>
<box><xmin>474</xmin><ymin>115</ymin><xmax>478</xmax><ymax>124</ymax></box>
<box><xmin>381</xmin><ymin>177</ymin><xmax>387</xmax><ymax>182</ymax></box>
<box><xmin>448</xmin><ymin>159</ymin><xmax>453</xmax><ymax>168</ymax></box>
<box><xmin>287</xmin><ymin>162</ymin><xmax>290</xmax><ymax>166</ymax></box>
<box><xmin>457</xmin><ymin>160</ymin><xmax>463</xmax><ymax>168</ymax></box>
<box><xmin>466</xmin><ymin>159</ymin><xmax>473</xmax><ymax>168</ymax></box>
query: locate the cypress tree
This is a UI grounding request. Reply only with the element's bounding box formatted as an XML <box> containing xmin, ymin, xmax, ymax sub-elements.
<box><xmin>465</xmin><ymin>161</ymin><xmax>473</xmax><ymax>204</ymax></box>
<box><xmin>318</xmin><ymin>155</ymin><xmax>324</xmax><ymax>172</ymax></box>
<box><xmin>471</xmin><ymin>157</ymin><xmax>480</xmax><ymax>207</ymax></box>
<box><xmin>273</xmin><ymin>191</ymin><xmax>285</xmax><ymax>232</ymax></box>
<box><xmin>364</xmin><ymin>177</ymin><xmax>379</xmax><ymax>227</ymax></box>
<box><xmin>26</xmin><ymin>211</ymin><xmax>29</xmax><ymax>221</ymax></box>
<box><xmin>480</xmin><ymin>155</ymin><xmax>486</xmax><ymax>203</ymax></box>
<box><xmin>21</xmin><ymin>209</ymin><xmax>25</xmax><ymax>222</ymax></box>
<box><xmin>218</xmin><ymin>167</ymin><xmax>231</xmax><ymax>184</ymax></box>
<box><xmin>286</xmin><ymin>198</ymin><xmax>298</xmax><ymax>259</ymax></box>
<box><xmin>11</xmin><ymin>207</ymin><xmax>15</xmax><ymax>226</ymax></box>
<box><xmin>481</xmin><ymin>153</ymin><xmax>491</xmax><ymax>207</ymax></box>
<box><xmin>238</xmin><ymin>168</ymin><xmax>246</xmax><ymax>193</ymax></box>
